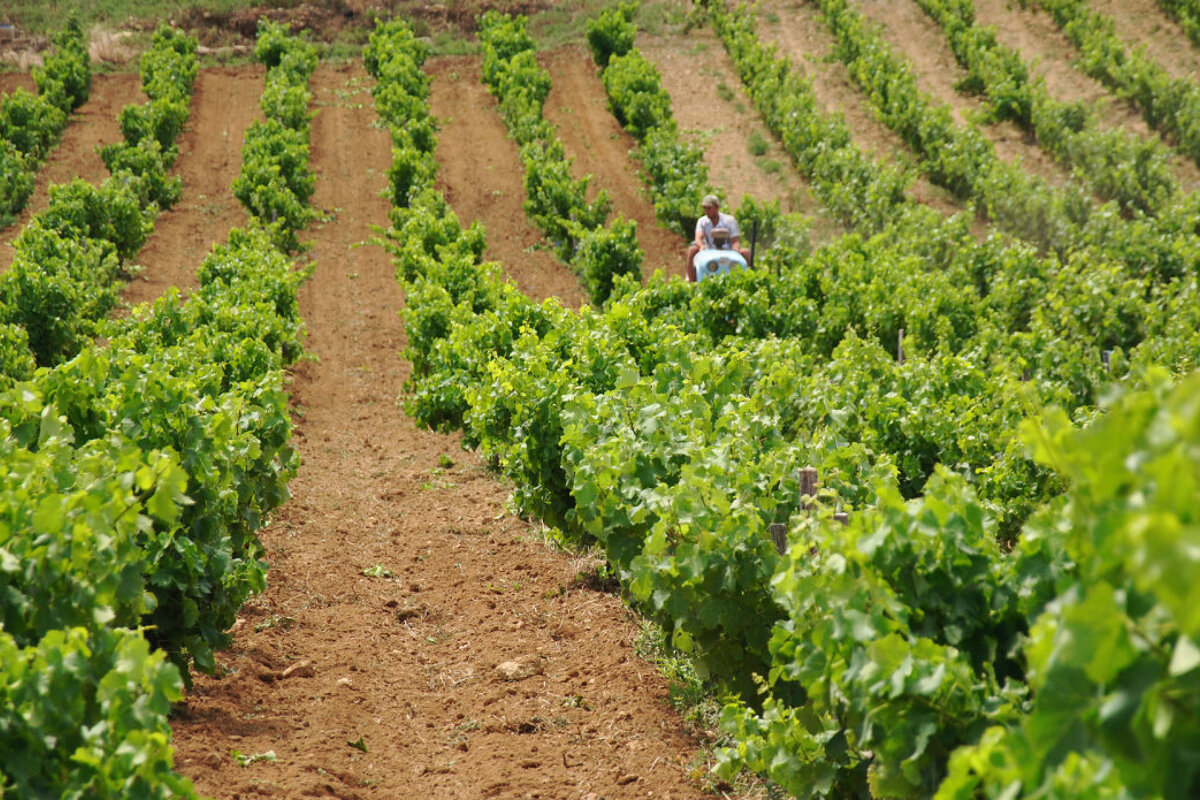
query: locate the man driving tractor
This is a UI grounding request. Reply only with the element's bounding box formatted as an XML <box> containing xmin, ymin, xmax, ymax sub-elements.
<box><xmin>686</xmin><ymin>194</ymin><xmax>752</xmax><ymax>282</ymax></box>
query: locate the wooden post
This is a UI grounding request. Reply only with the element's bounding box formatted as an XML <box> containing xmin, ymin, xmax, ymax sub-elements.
<box><xmin>898</xmin><ymin>329</ymin><xmax>905</xmax><ymax>365</ymax></box>
<box><xmin>751</xmin><ymin>219</ymin><xmax>759</xmax><ymax>270</ymax></box>
<box><xmin>833</xmin><ymin>511</ymin><xmax>849</xmax><ymax>526</ymax></box>
<box><xmin>1022</xmin><ymin>368</ymin><xmax>1031</xmax><ymax>382</ymax></box>
<box><xmin>799</xmin><ymin>466</ymin><xmax>819</xmax><ymax>511</ymax></box>
<box><xmin>1101</xmin><ymin>350</ymin><xmax>1112</xmax><ymax>373</ymax></box>
<box><xmin>769</xmin><ymin>523</ymin><xmax>788</xmax><ymax>556</ymax></box>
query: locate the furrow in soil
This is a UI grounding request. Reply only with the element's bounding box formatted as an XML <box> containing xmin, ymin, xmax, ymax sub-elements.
<box><xmin>170</xmin><ymin>60</ymin><xmax>709</xmax><ymax>800</ymax></box>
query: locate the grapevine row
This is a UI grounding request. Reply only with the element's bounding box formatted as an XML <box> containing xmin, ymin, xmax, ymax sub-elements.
<box><xmin>387</xmin><ymin>5</ymin><xmax>1028</xmax><ymax>787</ymax></box>
<box><xmin>0</xmin><ymin>19</ymin><xmax>90</xmax><ymax>226</ymax></box>
<box><xmin>1157</xmin><ymin>0</ymin><xmax>1200</xmax><ymax>47</ymax></box>
<box><xmin>0</xmin><ymin>23</ymin><xmax>198</xmax><ymax>377</ymax></box>
<box><xmin>382</xmin><ymin>8</ymin><xmax>1200</xmax><ymax>797</ymax></box>
<box><xmin>1025</xmin><ymin>0</ymin><xmax>1200</xmax><ymax>165</ymax></box>
<box><xmin>586</xmin><ymin>3</ymin><xmax>715</xmax><ymax>238</ymax></box>
<box><xmin>706</xmin><ymin>1</ymin><xmax>917</xmax><ymax>235</ymax></box>
<box><xmin>476</xmin><ymin>11</ymin><xmax>641</xmax><ymax>305</ymax></box>
<box><xmin>585</xmin><ymin>6</ymin><xmax>784</xmax><ymax>252</ymax></box>
<box><xmin>914</xmin><ymin>0</ymin><xmax>1177</xmax><ymax>217</ymax></box>
<box><xmin>771</xmin><ymin>0</ymin><xmax>1200</xmax><ymax>289</ymax></box>
<box><xmin>0</xmin><ymin>22</ymin><xmax>314</xmax><ymax>796</ymax></box>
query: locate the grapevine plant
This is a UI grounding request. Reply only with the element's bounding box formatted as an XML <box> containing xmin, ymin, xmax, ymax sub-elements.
<box><xmin>477</xmin><ymin>11</ymin><xmax>641</xmax><ymax>305</ymax></box>
<box><xmin>0</xmin><ymin>21</ymin><xmax>315</xmax><ymax>795</ymax></box>
<box><xmin>377</xmin><ymin>8</ymin><xmax>1200</xmax><ymax>799</ymax></box>
<box><xmin>0</xmin><ymin>18</ymin><xmax>90</xmax><ymax>226</ymax></box>
<box><xmin>0</xmin><ymin>23</ymin><xmax>198</xmax><ymax>371</ymax></box>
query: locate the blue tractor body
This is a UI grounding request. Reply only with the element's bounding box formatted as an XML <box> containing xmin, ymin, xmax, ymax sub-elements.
<box><xmin>694</xmin><ymin>249</ymin><xmax>748</xmax><ymax>282</ymax></box>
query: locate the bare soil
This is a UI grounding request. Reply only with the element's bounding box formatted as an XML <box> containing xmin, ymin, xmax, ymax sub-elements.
<box><xmin>637</xmin><ymin>26</ymin><xmax>844</xmax><ymax>246</ymax></box>
<box><xmin>850</xmin><ymin>0</ymin><xmax>1073</xmax><ymax>189</ymax></box>
<box><xmin>428</xmin><ymin>55</ymin><xmax>586</xmax><ymax>306</ymax></box>
<box><xmin>138</xmin><ymin>60</ymin><xmax>716</xmax><ymax>799</ymax></box>
<box><xmin>973</xmin><ymin>0</ymin><xmax>1143</xmax><ymax>127</ymax></box>
<box><xmin>126</xmin><ymin>64</ymin><xmax>266</xmax><ymax>307</ymax></box>
<box><xmin>637</xmin><ymin>29</ymin><xmax>813</xmax><ymax>211</ymax></box>
<box><xmin>0</xmin><ymin>72</ymin><xmax>144</xmax><ymax>269</ymax></box>
<box><xmin>973</xmin><ymin>0</ymin><xmax>1200</xmax><ymax>191</ymax></box>
<box><xmin>0</xmin><ymin>71</ymin><xmax>34</xmax><ymax>94</ymax></box>
<box><xmin>540</xmin><ymin>46</ymin><xmax>687</xmax><ymax>278</ymax></box>
<box><xmin>1092</xmin><ymin>0</ymin><xmax>1200</xmax><ymax>81</ymax></box>
<box><xmin>756</xmin><ymin>0</ymin><xmax>964</xmax><ymax>216</ymax></box>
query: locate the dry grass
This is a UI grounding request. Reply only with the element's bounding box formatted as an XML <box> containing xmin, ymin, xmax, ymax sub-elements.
<box><xmin>88</xmin><ymin>28</ymin><xmax>139</xmax><ymax>65</ymax></box>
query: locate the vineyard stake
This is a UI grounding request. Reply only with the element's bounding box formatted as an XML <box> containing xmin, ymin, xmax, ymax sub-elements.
<box><xmin>898</xmin><ymin>328</ymin><xmax>905</xmax><ymax>364</ymax></box>
<box><xmin>769</xmin><ymin>523</ymin><xmax>788</xmax><ymax>555</ymax></box>
<box><xmin>799</xmin><ymin>466</ymin><xmax>819</xmax><ymax>511</ymax></box>
<box><xmin>751</xmin><ymin>219</ymin><xmax>759</xmax><ymax>270</ymax></box>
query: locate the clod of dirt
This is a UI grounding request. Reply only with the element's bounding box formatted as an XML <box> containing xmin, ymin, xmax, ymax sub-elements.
<box><xmin>281</xmin><ymin>660</ymin><xmax>316</xmax><ymax>680</ymax></box>
<box><xmin>394</xmin><ymin>602</ymin><xmax>426</xmax><ymax>622</ymax></box>
<box><xmin>495</xmin><ymin>657</ymin><xmax>544</xmax><ymax>681</ymax></box>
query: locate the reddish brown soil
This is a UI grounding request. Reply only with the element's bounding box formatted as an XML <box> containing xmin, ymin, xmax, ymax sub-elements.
<box><xmin>1092</xmin><ymin>0</ymin><xmax>1200</xmax><ymax>81</ymax></box>
<box><xmin>0</xmin><ymin>72</ymin><xmax>144</xmax><ymax>269</ymax></box>
<box><xmin>0</xmin><ymin>71</ymin><xmax>34</xmax><ymax>94</ymax></box>
<box><xmin>156</xmin><ymin>60</ymin><xmax>715</xmax><ymax>799</ymax></box>
<box><xmin>850</xmin><ymin>0</ymin><xmax>1072</xmax><ymax>189</ymax></box>
<box><xmin>973</xmin><ymin>0</ymin><xmax>1200</xmax><ymax>191</ymax></box>
<box><xmin>13</xmin><ymin>6</ymin><xmax>1199</xmax><ymax>799</ymax></box>
<box><xmin>429</xmin><ymin>55</ymin><xmax>586</xmax><ymax>306</ymax></box>
<box><xmin>125</xmin><ymin>65</ymin><xmax>266</xmax><ymax>307</ymax></box>
<box><xmin>756</xmin><ymin>0</ymin><xmax>963</xmax><ymax>216</ymax></box>
<box><xmin>636</xmin><ymin>30</ymin><xmax>813</xmax><ymax>211</ymax></box>
<box><xmin>636</xmin><ymin>28</ymin><xmax>842</xmax><ymax>246</ymax></box>
<box><xmin>540</xmin><ymin>46</ymin><xmax>687</xmax><ymax>278</ymax></box>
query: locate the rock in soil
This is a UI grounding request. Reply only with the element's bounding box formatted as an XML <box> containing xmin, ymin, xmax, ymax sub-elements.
<box><xmin>495</xmin><ymin>657</ymin><xmax>544</xmax><ymax>681</ymax></box>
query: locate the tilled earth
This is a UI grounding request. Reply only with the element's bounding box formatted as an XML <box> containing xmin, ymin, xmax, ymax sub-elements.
<box><xmin>139</xmin><ymin>59</ymin><xmax>725</xmax><ymax>799</ymax></box>
<box><xmin>1</xmin><ymin>3</ymin><xmax>1180</xmax><ymax>796</ymax></box>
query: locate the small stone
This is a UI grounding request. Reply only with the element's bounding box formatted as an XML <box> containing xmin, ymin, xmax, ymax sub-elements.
<box><xmin>495</xmin><ymin>657</ymin><xmax>544</xmax><ymax>681</ymax></box>
<box><xmin>337</xmin><ymin>677</ymin><xmax>353</xmax><ymax>688</ymax></box>
<box><xmin>280</xmin><ymin>661</ymin><xmax>315</xmax><ymax>679</ymax></box>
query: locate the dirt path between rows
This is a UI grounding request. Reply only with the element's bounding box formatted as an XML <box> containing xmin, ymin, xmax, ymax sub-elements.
<box><xmin>756</xmin><ymin>0</ymin><xmax>963</xmax><ymax>217</ymax></box>
<box><xmin>851</xmin><ymin>0</ymin><xmax>1072</xmax><ymax>189</ymax></box>
<box><xmin>973</xmin><ymin>0</ymin><xmax>1200</xmax><ymax>191</ymax></box>
<box><xmin>540</xmin><ymin>46</ymin><xmax>685</xmax><ymax>278</ymax></box>
<box><xmin>428</xmin><ymin>55</ymin><xmax>586</xmax><ymax>307</ymax></box>
<box><xmin>125</xmin><ymin>64</ymin><xmax>265</xmax><ymax>307</ymax></box>
<box><xmin>972</xmin><ymin>0</ymin><xmax>1146</xmax><ymax>131</ymax></box>
<box><xmin>170</xmin><ymin>60</ymin><xmax>713</xmax><ymax>800</ymax></box>
<box><xmin>0</xmin><ymin>72</ymin><xmax>35</xmax><ymax>95</ymax></box>
<box><xmin>637</xmin><ymin>27</ymin><xmax>831</xmax><ymax>239</ymax></box>
<box><xmin>1092</xmin><ymin>0</ymin><xmax>1200</xmax><ymax>82</ymax></box>
<box><xmin>0</xmin><ymin>72</ymin><xmax>144</xmax><ymax>269</ymax></box>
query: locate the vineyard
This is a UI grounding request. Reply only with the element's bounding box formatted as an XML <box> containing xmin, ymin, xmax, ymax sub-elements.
<box><xmin>2</xmin><ymin>0</ymin><xmax>1200</xmax><ymax>797</ymax></box>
